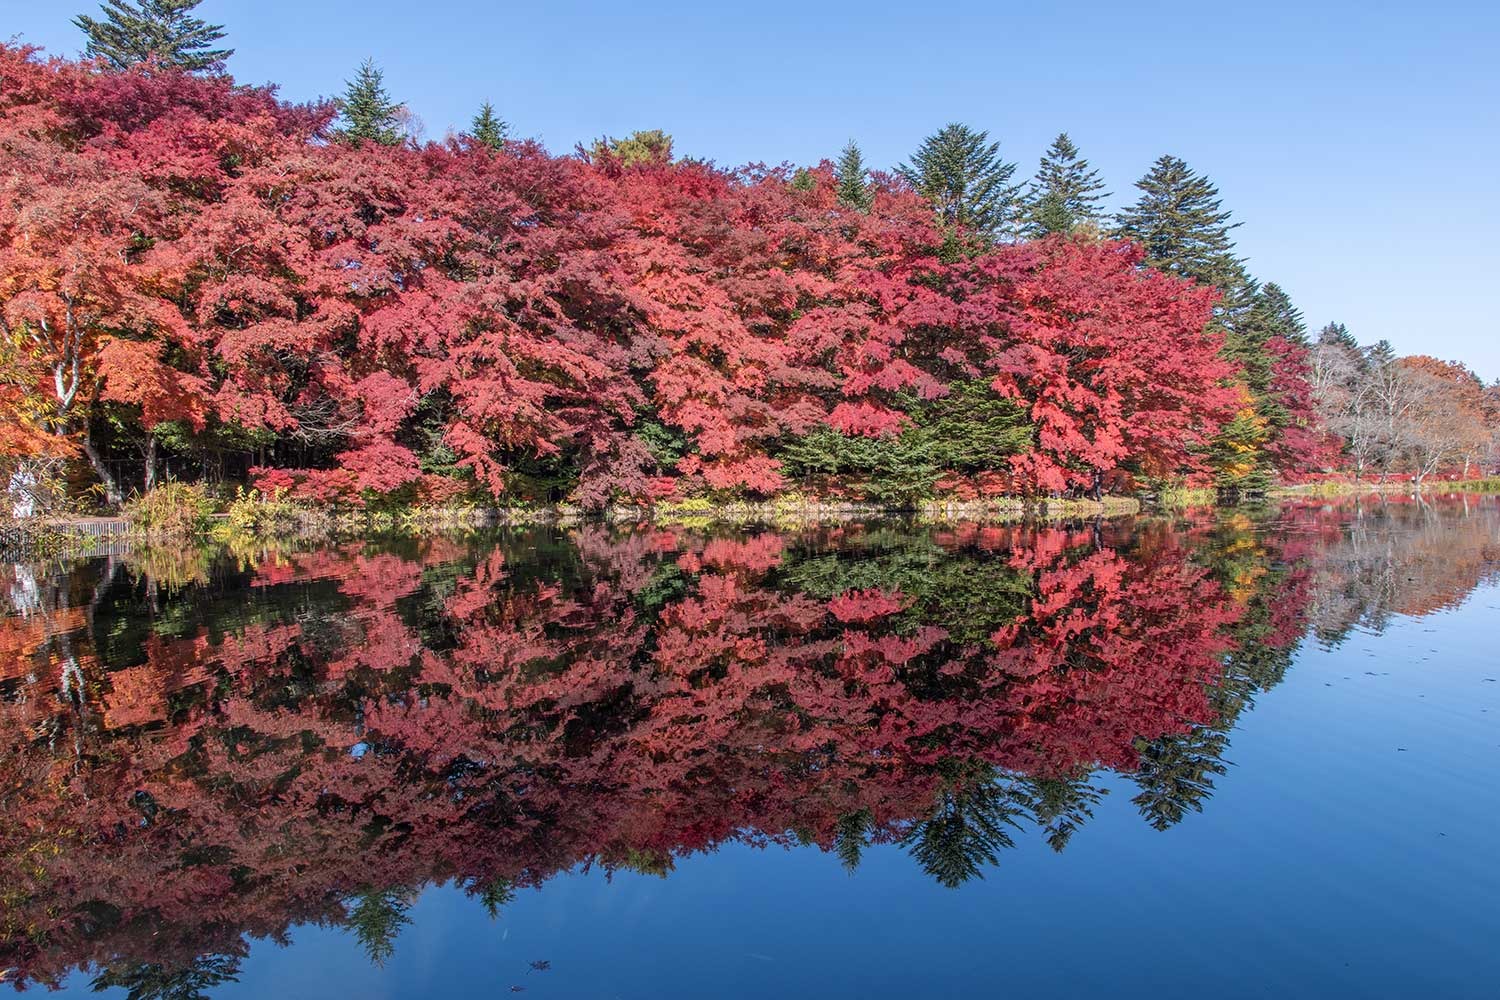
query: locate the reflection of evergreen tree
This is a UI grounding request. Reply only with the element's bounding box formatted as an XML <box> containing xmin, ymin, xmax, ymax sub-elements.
<box><xmin>833</xmin><ymin>808</ymin><xmax>875</xmax><ymax>873</ymax></box>
<box><xmin>348</xmin><ymin>888</ymin><xmax>413</xmax><ymax>966</ymax></box>
<box><xmin>782</xmin><ymin>526</ymin><xmax>1033</xmax><ymax>645</ymax></box>
<box><xmin>1129</xmin><ymin>726</ymin><xmax>1230</xmax><ymax>831</ymax></box>
<box><xmin>90</xmin><ymin>954</ymin><xmax>241</xmax><ymax>1000</ymax></box>
<box><xmin>1018</xmin><ymin>774</ymin><xmax>1106</xmax><ymax>852</ymax></box>
<box><xmin>469</xmin><ymin>875</ymin><xmax>515</xmax><ymax>918</ymax></box>
<box><xmin>904</xmin><ymin>765</ymin><xmax>1024</xmax><ymax>887</ymax></box>
<box><xmin>1124</xmin><ymin>508</ymin><xmax>1313</xmax><ymax>830</ymax></box>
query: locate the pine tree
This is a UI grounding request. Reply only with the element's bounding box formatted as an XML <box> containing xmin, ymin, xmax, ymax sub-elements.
<box><xmin>1247</xmin><ymin>282</ymin><xmax>1307</xmax><ymax>345</ymax></box>
<box><xmin>589</xmin><ymin>129</ymin><xmax>673</xmax><ymax>167</ymax></box>
<box><xmin>1115</xmin><ymin>155</ymin><xmax>1243</xmax><ymax>291</ymax></box>
<box><xmin>834</xmin><ymin>139</ymin><xmax>872</xmax><ymax>212</ymax></box>
<box><xmin>336</xmin><ymin>59</ymin><xmax>405</xmax><ymax>147</ymax></box>
<box><xmin>74</xmin><ymin>0</ymin><xmax>233</xmax><ymax>73</ymax></box>
<box><xmin>898</xmin><ymin>123</ymin><xmax>1022</xmax><ymax>247</ymax></box>
<box><xmin>1318</xmin><ymin>321</ymin><xmax>1359</xmax><ymax>353</ymax></box>
<box><xmin>1022</xmin><ymin>132</ymin><xmax>1108</xmax><ymax>237</ymax></box>
<box><xmin>1216</xmin><ymin>280</ymin><xmax>1308</xmax><ymax>492</ymax></box>
<box><xmin>470</xmin><ymin>101</ymin><xmax>508</xmax><ymax>150</ymax></box>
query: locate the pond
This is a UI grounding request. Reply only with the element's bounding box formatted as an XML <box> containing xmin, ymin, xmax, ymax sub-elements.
<box><xmin>2</xmin><ymin>497</ymin><xmax>1498</xmax><ymax>998</ymax></box>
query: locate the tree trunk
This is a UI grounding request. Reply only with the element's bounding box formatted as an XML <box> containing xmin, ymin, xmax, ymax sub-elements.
<box><xmin>83</xmin><ymin>424</ymin><xmax>123</xmax><ymax>507</ymax></box>
<box><xmin>144</xmin><ymin>436</ymin><xmax>158</xmax><ymax>491</ymax></box>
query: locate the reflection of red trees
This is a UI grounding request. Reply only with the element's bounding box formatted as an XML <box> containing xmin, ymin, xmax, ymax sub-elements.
<box><xmin>4</xmin><ymin>503</ymin><xmax>1492</xmax><ymax>988</ymax></box>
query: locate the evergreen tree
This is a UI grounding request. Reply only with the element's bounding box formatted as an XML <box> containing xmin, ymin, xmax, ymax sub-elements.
<box><xmin>1115</xmin><ymin>154</ymin><xmax>1243</xmax><ymax>291</ymax></box>
<box><xmin>1318</xmin><ymin>320</ymin><xmax>1359</xmax><ymax>353</ymax></box>
<box><xmin>1247</xmin><ymin>281</ymin><xmax>1307</xmax><ymax>345</ymax></box>
<box><xmin>336</xmin><ymin>59</ymin><xmax>405</xmax><ymax>147</ymax></box>
<box><xmin>470</xmin><ymin>101</ymin><xmax>508</xmax><ymax>150</ymax></box>
<box><xmin>834</xmin><ymin>139</ymin><xmax>872</xmax><ymax>212</ymax></box>
<box><xmin>74</xmin><ymin>0</ymin><xmax>233</xmax><ymax>73</ymax></box>
<box><xmin>589</xmin><ymin>129</ymin><xmax>673</xmax><ymax>166</ymax></box>
<box><xmin>1022</xmin><ymin>132</ymin><xmax>1109</xmax><ymax>237</ymax></box>
<box><xmin>898</xmin><ymin>123</ymin><xmax>1022</xmax><ymax>247</ymax></box>
<box><xmin>1225</xmin><ymin>280</ymin><xmax>1307</xmax><ymax>439</ymax></box>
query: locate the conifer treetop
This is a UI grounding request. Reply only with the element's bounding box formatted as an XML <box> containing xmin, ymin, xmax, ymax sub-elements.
<box><xmin>470</xmin><ymin>101</ymin><xmax>508</xmax><ymax>151</ymax></box>
<box><xmin>1115</xmin><ymin>154</ymin><xmax>1243</xmax><ymax>291</ymax></box>
<box><xmin>336</xmin><ymin>58</ymin><xmax>405</xmax><ymax>147</ymax></box>
<box><xmin>835</xmin><ymin>139</ymin><xmax>873</xmax><ymax>212</ymax></box>
<box><xmin>1023</xmin><ymin>131</ymin><xmax>1109</xmax><ymax>237</ymax></box>
<box><xmin>899</xmin><ymin>123</ymin><xmax>1023</xmax><ymax>246</ymax></box>
<box><xmin>73</xmin><ymin>0</ymin><xmax>233</xmax><ymax>73</ymax></box>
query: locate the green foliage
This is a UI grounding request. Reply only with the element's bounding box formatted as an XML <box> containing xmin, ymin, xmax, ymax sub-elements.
<box><xmin>1219</xmin><ymin>280</ymin><xmax>1310</xmax><ymax>484</ymax></box>
<box><xmin>1210</xmin><ymin>405</ymin><xmax>1274</xmax><ymax>496</ymax></box>
<box><xmin>470</xmin><ymin>876</ymin><xmax>515</xmax><ymax>918</ymax></box>
<box><xmin>781</xmin><ymin>383</ymin><xmax>1028</xmax><ymax>504</ymax></box>
<box><xmin>470</xmin><ymin>101</ymin><xmax>508</xmax><ymax>150</ymax></box>
<box><xmin>1115</xmin><ymin>154</ymin><xmax>1244</xmax><ymax>292</ymax></box>
<box><xmin>347</xmin><ymin>888</ymin><xmax>412</xmax><ymax>967</ymax></box>
<box><xmin>89</xmin><ymin>953</ymin><xmax>242</xmax><ymax>1000</ymax></box>
<box><xmin>74</xmin><ymin>0</ymin><xmax>233</xmax><ymax>73</ymax></box>
<box><xmin>834</xmin><ymin>139</ymin><xmax>872</xmax><ymax>212</ymax></box>
<box><xmin>921</xmin><ymin>380</ymin><xmax>1032</xmax><ymax>470</ymax></box>
<box><xmin>336</xmin><ymin>59</ymin><xmax>404</xmax><ymax>147</ymax></box>
<box><xmin>1022</xmin><ymin>133</ymin><xmax>1108</xmax><ymax>237</ymax></box>
<box><xmin>217</xmin><ymin>487</ymin><xmax>308</xmax><ymax>540</ymax></box>
<box><xmin>833</xmin><ymin>808</ymin><xmax>874</xmax><ymax>873</ymax></box>
<box><xmin>590</xmin><ymin>129</ymin><xmax>673</xmax><ymax>166</ymax></box>
<box><xmin>633</xmin><ymin>420</ymin><xmax>691</xmax><ymax>470</ymax></box>
<box><xmin>903</xmin><ymin>764</ymin><xmax>1024</xmax><ymax>887</ymax></box>
<box><xmin>781</xmin><ymin>525</ymin><xmax>1033</xmax><ymax>645</ymax></box>
<box><xmin>1129</xmin><ymin>726</ymin><xmax>1229</xmax><ymax>831</ymax></box>
<box><xmin>899</xmin><ymin>123</ymin><xmax>1023</xmax><ymax>247</ymax></box>
<box><xmin>1018</xmin><ymin>775</ymin><xmax>1106</xmax><ymax>853</ymax></box>
<box><xmin>1247</xmin><ymin>282</ymin><xmax>1307</xmax><ymax>345</ymax></box>
<box><xmin>123</xmin><ymin>482</ymin><xmax>214</xmax><ymax>538</ymax></box>
<box><xmin>780</xmin><ymin>426</ymin><xmax>937</xmax><ymax>506</ymax></box>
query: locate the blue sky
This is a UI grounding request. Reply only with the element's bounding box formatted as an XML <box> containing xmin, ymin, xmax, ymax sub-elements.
<box><xmin>7</xmin><ymin>0</ymin><xmax>1498</xmax><ymax>379</ymax></box>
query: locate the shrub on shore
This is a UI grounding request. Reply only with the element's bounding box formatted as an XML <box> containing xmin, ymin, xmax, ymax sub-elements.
<box><xmin>123</xmin><ymin>484</ymin><xmax>215</xmax><ymax>538</ymax></box>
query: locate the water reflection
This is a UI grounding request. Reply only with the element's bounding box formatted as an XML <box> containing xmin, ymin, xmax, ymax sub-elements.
<box><xmin>1</xmin><ymin>497</ymin><xmax>1496</xmax><ymax>993</ymax></box>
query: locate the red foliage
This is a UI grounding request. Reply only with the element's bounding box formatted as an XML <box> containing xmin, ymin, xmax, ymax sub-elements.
<box><xmin>1</xmin><ymin>45</ymin><xmax>1337</xmax><ymax>506</ymax></box>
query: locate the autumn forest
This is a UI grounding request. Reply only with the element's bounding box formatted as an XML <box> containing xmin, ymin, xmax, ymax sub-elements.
<box><xmin>4</xmin><ymin>3</ymin><xmax>1497</xmax><ymax>521</ymax></box>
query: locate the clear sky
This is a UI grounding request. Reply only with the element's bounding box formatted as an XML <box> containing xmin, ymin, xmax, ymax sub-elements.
<box><xmin>6</xmin><ymin>0</ymin><xmax>1498</xmax><ymax>379</ymax></box>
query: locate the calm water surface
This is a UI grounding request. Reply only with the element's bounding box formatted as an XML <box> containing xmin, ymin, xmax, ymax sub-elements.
<box><xmin>2</xmin><ymin>498</ymin><xmax>1498</xmax><ymax>998</ymax></box>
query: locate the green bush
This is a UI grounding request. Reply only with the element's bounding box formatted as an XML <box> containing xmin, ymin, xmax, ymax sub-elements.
<box><xmin>123</xmin><ymin>483</ymin><xmax>215</xmax><ymax>538</ymax></box>
<box><xmin>218</xmin><ymin>487</ymin><xmax>316</xmax><ymax>539</ymax></box>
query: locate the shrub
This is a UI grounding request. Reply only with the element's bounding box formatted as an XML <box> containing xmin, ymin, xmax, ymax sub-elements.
<box><xmin>123</xmin><ymin>483</ymin><xmax>215</xmax><ymax>538</ymax></box>
<box><xmin>219</xmin><ymin>487</ymin><xmax>323</xmax><ymax>540</ymax></box>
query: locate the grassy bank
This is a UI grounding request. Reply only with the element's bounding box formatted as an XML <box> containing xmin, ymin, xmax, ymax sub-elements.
<box><xmin>1273</xmin><ymin>478</ymin><xmax>1500</xmax><ymax>498</ymax></box>
<box><xmin>2</xmin><ymin>488</ymin><xmax>1148</xmax><ymax>557</ymax></box>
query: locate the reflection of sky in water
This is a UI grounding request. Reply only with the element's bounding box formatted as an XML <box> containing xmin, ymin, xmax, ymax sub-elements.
<box><xmin>63</xmin><ymin>582</ymin><xmax>1500</xmax><ymax>999</ymax></box>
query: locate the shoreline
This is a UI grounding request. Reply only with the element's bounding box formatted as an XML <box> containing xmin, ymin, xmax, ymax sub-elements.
<box><xmin>7</xmin><ymin>478</ymin><xmax>1498</xmax><ymax>558</ymax></box>
<box><xmin>1</xmin><ymin>496</ymin><xmax>1143</xmax><ymax>558</ymax></box>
